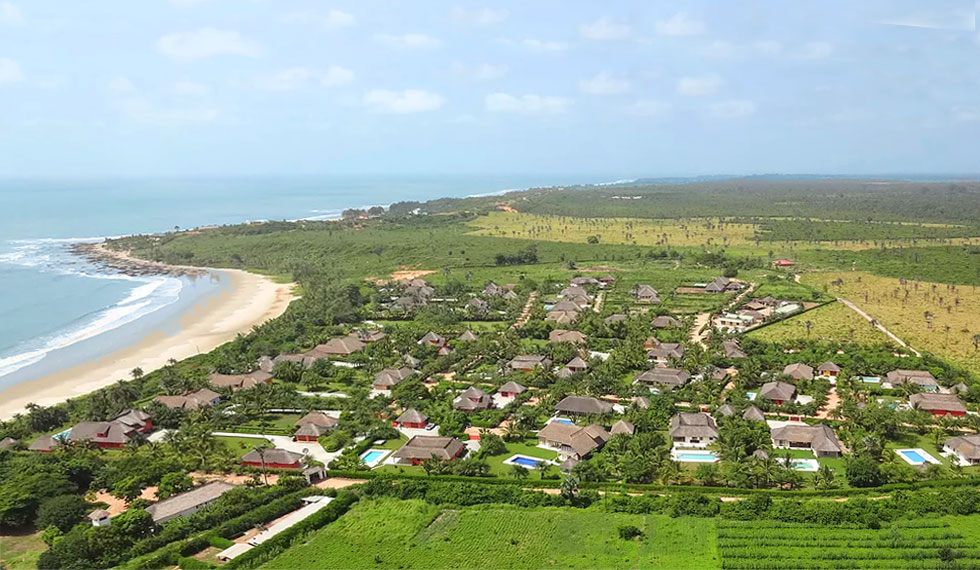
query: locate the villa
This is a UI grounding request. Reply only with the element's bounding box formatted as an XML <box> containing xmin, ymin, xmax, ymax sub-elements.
<box><xmin>242</xmin><ymin>448</ymin><xmax>305</xmax><ymax>470</ymax></box>
<box><xmin>497</xmin><ymin>381</ymin><xmax>527</xmax><ymax>398</ymax></box>
<box><xmin>418</xmin><ymin>331</ymin><xmax>447</xmax><ymax>348</ymax></box>
<box><xmin>604</xmin><ymin>313</ymin><xmax>628</xmax><ymax>325</ymax></box>
<box><xmin>704</xmin><ymin>276</ymin><xmax>743</xmax><ymax>293</ymax></box>
<box><xmin>886</xmin><ymin>369</ymin><xmax>939</xmax><ymax>391</ymax></box>
<box><xmin>554</xmin><ymin>395</ymin><xmax>614</xmax><ymax>416</ymax></box>
<box><xmin>392</xmin><ymin>435</ymin><xmax>466</xmax><ymax>465</ymax></box>
<box><xmin>154</xmin><ymin>388</ymin><xmax>222</xmax><ymax>410</ymax></box>
<box><xmin>312</xmin><ymin>336</ymin><xmax>367</xmax><ymax>357</ymax></box>
<box><xmin>457</xmin><ymin>330</ymin><xmax>479</xmax><ymax>341</ymax></box>
<box><xmin>537</xmin><ymin>422</ymin><xmax>609</xmax><ymax>461</ymax></box>
<box><xmin>909</xmin><ymin>393</ymin><xmax>967</xmax><ymax>417</ymax></box>
<box><xmin>549</xmin><ymin>329</ymin><xmax>588</xmax><ymax>344</ymax></box>
<box><xmin>669</xmin><ymin>413</ymin><xmax>718</xmax><ymax>447</ymax></box>
<box><xmin>723</xmin><ymin>340</ymin><xmax>748</xmax><ymax>358</ymax></box>
<box><xmin>635</xmin><ymin>367</ymin><xmax>691</xmax><ymax>390</ymax></box>
<box><xmin>394</xmin><ymin>408</ymin><xmax>428</xmax><ymax>429</ymax></box>
<box><xmin>632</xmin><ymin>284</ymin><xmax>661</xmax><ymax>304</ymax></box>
<box><xmin>759</xmin><ymin>381</ymin><xmax>797</xmax><ymax>405</ymax></box>
<box><xmin>145</xmin><ymin>482</ymin><xmax>236</xmax><ymax>524</ymax></box>
<box><xmin>652</xmin><ymin>315</ymin><xmax>684</xmax><ymax>329</ymax></box>
<box><xmin>294</xmin><ymin>412</ymin><xmax>338</xmax><ymax>442</ymax></box>
<box><xmin>372</xmin><ymin>367</ymin><xmax>414</xmax><ymax>391</ymax></box>
<box><xmin>508</xmin><ymin>354</ymin><xmax>552</xmax><ymax>372</ymax></box>
<box><xmin>944</xmin><ymin>434</ymin><xmax>980</xmax><ymax>465</ymax></box>
<box><xmin>648</xmin><ymin>343</ymin><xmax>685</xmax><ymax>365</ymax></box>
<box><xmin>68</xmin><ymin>417</ymin><xmax>148</xmax><ymax>449</ymax></box>
<box><xmin>817</xmin><ymin>361</ymin><xmax>841</xmax><ymax>379</ymax></box>
<box><xmin>610</xmin><ymin>419</ymin><xmax>635</xmax><ymax>436</ymax></box>
<box><xmin>783</xmin><ymin>363</ymin><xmax>814</xmax><ymax>381</ymax></box>
<box><xmin>453</xmin><ymin>386</ymin><xmax>493</xmax><ymax>412</ymax></box>
<box><xmin>771</xmin><ymin>424</ymin><xmax>842</xmax><ymax>457</ymax></box>
<box><xmin>209</xmin><ymin>370</ymin><xmax>273</xmax><ymax>392</ymax></box>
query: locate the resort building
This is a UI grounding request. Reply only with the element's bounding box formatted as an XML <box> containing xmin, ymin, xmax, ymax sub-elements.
<box><xmin>241</xmin><ymin>448</ymin><xmax>305</xmax><ymax>470</ymax></box>
<box><xmin>816</xmin><ymin>361</ymin><xmax>841</xmax><ymax>379</ymax></box>
<box><xmin>944</xmin><ymin>434</ymin><xmax>980</xmax><ymax>465</ymax></box>
<box><xmin>886</xmin><ymin>369</ymin><xmax>939</xmax><ymax>391</ymax></box>
<box><xmin>145</xmin><ymin>482</ymin><xmax>236</xmax><ymax>524</ymax></box>
<box><xmin>536</xmin><ymin>422</ymin><xmax>609</xmax><ymax>461</ymax></box>
<box><xmin>909</xmin><ymin>393</ymin><xmax>967</xmax><ymax>417</ymax></box>
<box><xmin>635</xmin><ymin>367</ymin><xmax>691</xmax><ymax>390</ymax></box>
<box><xmin>394</xmin><ymin>408</ymin><xmax>428</xmax><ymax>429</ymax></box>
<box><xmin>372</xmin><ymin>367</ymin><xmax>414</xmax><ymax>391</ymax></box>
<box><xmin>652</xmin><ymin>315</ymin><xmax>683</xmax><ymax>329</ymax></box>
<box><xmin>453</xmin><ymin>386</ymin><xmax>493</xmax><ymax>412</ymax></box>
<box><xmin>759</xmin><ymin>381</ymin><xmax>797</xmax><ymax>405</ymax></box>
<box><xmin>554</xmin><ymin>395</ymin><xmax>614</xmax><ymax>417</ymax></box>
<box><xmin>648</xmin><ymin>343</ymin><xmax>685</xmax><ymax>365</ymax></box>
<box><xmin>391</xmin><ymin>435</ymin><xmax>466</xmax><ymax>465</ymax></box>
<box><xmin>771</xmin><ymin>424</ymin><xmax>842</xmax><ymax>457</ymax></box>
<box><xmin>153</xmin><ymin>388</ymin><xmax>222</xmax><ymax>410</ymax></box>
<box><xmin>610</xmin><ymin>420</ymin><xmax>635</xmax><ymax>436</ymax></box>
<box><xmin>508</xmin><ymin>354</ymin><xmax>552</xmax><ymax>372</ymax></box>
<box><xmin>87</xmin><ymin>509</ymin><xmax>111</xmax><ymax>527</ymax></box>
<box><xmin>294</xmin><ymin>412</ymin><xmax>338</xmax><ymax>442</ymax></box>
<box><xmin>548</xmin><ymin>329</ymin><xmax>588</xmax><ymax>344</ymax></box>
<box><xmin>497</xmin><ymin>381</ymin><xmax>527</xmax><ymax>398</ymax></box>
<box><xmin>723</xmin><ymin>340</ymin><xmax>747</xmax><ymax>359</ymax></box>
<box><xmin>209</xmin><ymin>370</ymin><xmax>273</xmax><ymax>391</ymax></box>
<box><xmin>631</xmin><ymin>284</ymin><xmax>661</xmax><ymax>304</ymax></box>
<box><xmin>668</xmin><ymin>413</ymin><xmax>719</xmax><ymax>447</ymax></box>
<box><xmin>782</xmin><ymin>363</ymin><xmax>814</xmax><ymax>381</ymax></box>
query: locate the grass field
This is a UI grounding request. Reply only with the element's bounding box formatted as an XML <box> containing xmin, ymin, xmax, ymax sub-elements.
<box><xmin>748</xmin><ymin>302</ymin><xmax>894</xmax><ymax>346</ymax></box>
<box><xmin>717</xmin><ymin>517</ymin><xmax>980</xmax><ymax>569</ymax></box>
<box><xmin>215</xmin><ymin>435</ymin><xmax>271</xmax><ymax>454</ymax></box>
<box><xmin>262</xmin><ymin>498</ymin><xmax>719</xmax><ymax>569</ymax></box>
<box><xmin>802</xmin><ymin>271</ymin><xmax>980</xmax><ymax>369</ymax></box>
<box><xmin>0</xmin><ymin>531</ymin><xmax>45</xmax><ymax>570</ymax></box>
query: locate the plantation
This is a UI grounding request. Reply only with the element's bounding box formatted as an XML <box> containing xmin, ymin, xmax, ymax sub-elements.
<box><xmin>802</xmin><ymin>271</ymin><xmax>980</xmax><ymax>370</ymax></box>
<box><xmin>261</xmin><ymin>498</ymin><xmax>719</xmax><ymax>569</ymax></box>
<box><xmin>717</xmin><ymin>518</ymin><xmax>980</xmax><ymax>569</ymax></box>
<box><xmin>747</xmin><ymin>302</ymin><xmax>893</xmax><ymax>346</ymax></box>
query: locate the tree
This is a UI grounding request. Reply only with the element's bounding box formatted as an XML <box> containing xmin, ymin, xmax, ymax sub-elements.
<box><xmin>477</xmin><ymin>431</ymin><xmax>506</xmax><ymax>457</ymax></box>
<box><xmin>112</xmin><ymin>476</ymin><xmax>144</xmax><ymax>503</ymax></box>
<box><xmin>36</xmin><ymin>494</ymin><xmax>90</xmax><ymax>532</ymax></box>
<box><xmin>130</xmin><ymin>367</ymin><xmax>144</xmax><ymax>381</ymax></box>
<box><xmin>157</xmin><ymin>472</ymin><xmax>192</xmax><ymax>499</ymax></box>
<box><xmin>510</xmin><ymin>464</ymin><xmax>529</xmax><ymax>480</ymax></box>
<box><xmin>253</xmin><ymin>446</ymin><xmax>270</xmax><ymax>486</ymax></box>
<box><xmin>846</xmin><ymin>454</ymin><xmax>885</xmax><ymax>488</ymax></box>
<box><xmin>560</xmin><ymin>474</ymin><xmax>579</xmax><ymax>500</ymax></box>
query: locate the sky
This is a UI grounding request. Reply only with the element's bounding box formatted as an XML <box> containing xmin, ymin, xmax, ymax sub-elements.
<box><xmin>0</xmin><ymin>0</ymin><xmax>977</xmax><ymax>178</ymax></box>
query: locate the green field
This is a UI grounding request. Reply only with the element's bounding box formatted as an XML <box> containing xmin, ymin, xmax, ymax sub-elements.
<box><xmin>261</xmin><ymin>498</ymin><xmax>719</xmax><ymax>569</ymax></box>
<box><xmin>747</xmin><ymin>302</ymin><xmax>894</xmax><ymax>346</ymax></box>
<box><xmin>0</xmin><ymin>531</ymin><xmax>45</xmax><ymax>570</ymax></box>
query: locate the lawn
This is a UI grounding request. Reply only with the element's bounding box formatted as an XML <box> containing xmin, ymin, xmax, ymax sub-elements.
<box><xmin>0</xmin><ymin>530</ymin><xmax>46</xmax><ymax>570</ymax></box>
<box><xmin>802</xmin><ymin>271</ymin><xmax>980</xmax><ymax>369</ymax></box>
<box><xmin>747</xmin><ymin>301</ymin><xmax>894</xmax><ymax>346</ymax></box>
<box><xmin>261</xmin><ymin>498</ymin><xmax>719</xmax><ymax>569</ymax></box>
<box><xmin>483</xmin><ymin>440</ymin><xmax>559</xmax><ymax>478</ymax></box>
<box><xmin>215</xmin><ymin>435</ymin><xmax>271</xmax><ymax>454</ymax></box>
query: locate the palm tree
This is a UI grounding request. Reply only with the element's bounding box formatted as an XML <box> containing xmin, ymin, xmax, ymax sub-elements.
<box><xmin>131</xmin><ymin>367</ymin><xmax>144</xmax><ymax>381</ymax></box>
<box><xmin>253</xmin><ymin>446</ymin><xmax>269</xmax><ymax>486</ymax></box>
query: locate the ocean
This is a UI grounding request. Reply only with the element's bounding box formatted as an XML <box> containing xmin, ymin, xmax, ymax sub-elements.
<box><xmin>0</xmin><ymin>175</ymin><xmax>612</xmax><ymax>392</ymax></box>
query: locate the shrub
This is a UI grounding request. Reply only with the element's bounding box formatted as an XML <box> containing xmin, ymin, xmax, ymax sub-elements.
<box><xmin>618</xmin><ymin>525</ymin><xmax>644</xmax><ymax>540</ymax></box>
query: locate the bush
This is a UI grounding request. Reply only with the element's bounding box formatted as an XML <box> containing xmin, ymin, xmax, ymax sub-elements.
<box><xmin>36</xmin><ymin>494</ymin><xmax>91</xmax><ymax>533</ymax></box>
<box><xmin>618</xmin><ymin>525</ymin><xmax>644</xmax><ymax>540</ymax></box>
<box><xmin>208</xmin><ymin>535</ymin><xmax>234</xmax><ymax>549</ymax></box>
<box><xmin>178</xmin><ymin>556</ymin><xmax>216</xmax><ymax>569</ymax></box>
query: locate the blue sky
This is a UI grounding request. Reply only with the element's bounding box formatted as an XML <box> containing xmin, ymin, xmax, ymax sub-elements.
<box><xmin>0</xmin><ymin>0</ymin><xmax>977</xmax><ymax>177</ymax></box>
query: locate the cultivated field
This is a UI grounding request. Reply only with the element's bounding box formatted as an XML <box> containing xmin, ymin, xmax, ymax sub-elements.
<box><xmin>748</xmin><ymin>302</ymin><xmax>894</xmax><ymax>346</ymax></box>
<box><xmin>261</xmin><ymin>498</ymin><xmax>719</xmax><ymax>569</ymax></box>
<box><xmin>802</xmin><ymin>271</ymin><xmax>980</xmax><ymax>369</ymax></box>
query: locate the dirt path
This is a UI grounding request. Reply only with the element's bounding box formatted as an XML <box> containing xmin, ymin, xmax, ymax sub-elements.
<box><xmin>815</xmin><ymin>385</ymin><xmax>840</xmax><ymax>419</ymax></box>
<box><xmin>690</xmin><ymin>312</ymin><xmax>712</xmax><ymax>347</ymax></box>
<box><xmin>511</xmin><ymin>291</ymin><xmax>537</xmax><ymax>329</ymax></box>
<box><xmin>836</xmin><ymin>298</ymin><xmax>922</xmax><ymax>357</ymax></box>
<box><xmin>593</xmin><ymin>291</ymin><xmax>605</xmax><ymax>313</ymax></box>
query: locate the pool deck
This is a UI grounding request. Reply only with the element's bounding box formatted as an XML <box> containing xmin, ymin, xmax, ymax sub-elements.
<box><xmin>895</xmin><ymin>447</ymin><xmax>941</xmax><ymax>466</ymax></box>
<box><xmin>360</xmin><ymin>448</ymin><xmax>392</xmax><ymax>468</ymax></box>
<box><xmin>502</xmin><ymin>453</ymin><xmax>559</xmax><ymax>469</ymax></box>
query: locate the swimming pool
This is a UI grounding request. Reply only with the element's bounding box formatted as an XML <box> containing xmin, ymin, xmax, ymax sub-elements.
<box><xmin>896</xmin><ymin>448</ymin><xmax>940</xmax><ymax>466</ymax></box>
<box><xmin>551</xmin><ymin>417</ymin><xmax>573</xmax><ymax>425</ymax></box>
<box><xmin>674</xmin><ymin>451</ymin><xmax>719</xmax><ymax>462</ymax></box>
<box><xmin>359</xmin><ymin>449</ymin><xmax>391</xmax><ymax>468</ymax></box>
<box><xmin>53</xmin><ymin>428</ymin><xmax>71</xmax><ymax>440</ymax></box>
<box><xmin>746</xmin><ymin>392</ymin><xmax>757</xmax><ymax>401</ymax></box>
<box><xmin>503</xmin><ymin>454</ymin><xmax>553</xmax><ymax>469</ymax></box>
<box><xmin>790</xmin><ymin>458</ymin><xmax>819</xmax><ymax>472</ymax></box>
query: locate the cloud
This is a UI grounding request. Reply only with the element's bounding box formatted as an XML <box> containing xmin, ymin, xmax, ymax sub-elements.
<box><xmin>106</xmin><ymin>76</ymin><xmax>136</xmax><ymax>94</ymax></box>
<box><xmin>451</xmin><ymin>62</ymin><xmax>508</xmax><ymax>80</ymax></box>
<box><xmin>753</xmin><ymin>40</ymin><xmax>783</xmax><ymax>55</ymax></box>
<box><xmin>797</xmin><ymin>41</ymin><xmax>833</xmax><ymax>60</ymax></box>
<box><xmin>0</xmin><ymin>57</ymin><xmax>24</xmax><ymax>84</ymax></box>
<box><xmin>655</xmin><ymin>13</ymin><xmax>705</xmax><ymax>36</ymax></box>
<box><xmin>451</xmin><ymin>6</ymin><xmax>508</xmax><ymax>26</ymax></box>
<box><xmin>116</xmin><ymin>97</ymin><xmax>219</xmax><ymax>125</ymax></box>
<box><xmin>157</xmin><ymin>28</ymin><xmax>260</xmax><ymax>60</ymax></box>
<box><xmin>375</xmin><ymin>33</ymin><xmax>441</xmax><ymax>49</ymax></box>
<box><xmin>877</xmin><ymin>8</ymin><xmax>975</xmax><ymax>31</ymax></box>
<box><xmin>485</xmin><ymin>93</ymin><xmax>570</xmax><ymax>114</ymax></box>
<box><xmin>0</xmin><ymin>2</ymin><xmax>23</xmax><ymax>25</ymax></box>
<box><xmin>283</xmin><ymin>9</ymin><xmax>355</xmax><ymax>31</ymax></box>
<box><xmin>364</xmin><ymin>89</ymin><xmax>444</xmax><ymax>113</ymax></box>
<box><xmin>698</xmin><ymin>40</ymin><xmax>735</xmax><ymax>59</ymax></box>
<box><xmin>676</xmin><ymin>74</ymin><xmax>722</xmax><ymax>96</ymax></box>
<box><xmin>626</xmin><ymin>99</ymin><xmax>671</xmax><ymax>118</ymax></box>
<box><xmin>255</xmin><ymin>66</ymin><xmax>354</xmax><ymax>91</ymax></box>
<box><xmin>708</xmin><ymin>99</ymin><xmax>757</xmax><ymax>118</ymax></box>
<box><xmin>502</xmin><ymin>38</ymin><xmax>570</xmax><ymax>53</ymax></box>
<box><xmin>174</xmin><ymin>80</ymin><xmax>211</xmax><ymax>95</ymax></box>
<box><xmin>580</xmin><ymin>17</ymin><xmax>630</xmax><ymax>40</ymax></box>
<box><xmin>953</xmin><ymin>106</ymin><xmax>980</xmax><ymax>122</ymax></box>
<box><xmin>579</xmin><ymin>71</ymin><xmax>630</xmax><ymax>95</ymax></box>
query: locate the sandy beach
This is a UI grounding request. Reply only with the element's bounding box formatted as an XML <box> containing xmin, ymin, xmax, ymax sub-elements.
<box><xmin>0</xmin><ymin>260</ymin><xmax>295</xmax><ymax>420</ymax></box>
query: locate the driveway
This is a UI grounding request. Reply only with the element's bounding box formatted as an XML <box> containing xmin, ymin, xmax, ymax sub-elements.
<box><xmin>211</xmin><ymin>431</ymin><xmax>340</xmax><ymax>465</ymax></box>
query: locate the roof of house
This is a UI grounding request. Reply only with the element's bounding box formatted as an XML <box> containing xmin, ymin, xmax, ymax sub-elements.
<box><xmin>242</xmin><ymin>448</ymin><xmax>304</xmax><ymax>465</ymax></box>
<box><xmin>554</xmin><ymin>395</ymin><xmax>614</xmax><ymax>415</ymax></box>
<box><xmin>498</xmin><ymin>381</ymin><xmax>527</xmax><ymax>394</ymax></box>
<box><xmin>509</xmin><ymin>354</ymin><xmax>551</xmax><ymax>368</ymax></box>
<box><xmin>69</xmin><ymin>421</ymin><xmax>138</xmax><ymax>445</ymax></box>
<box><xmin>945</xmin><ymin>434</ymin><xmax>980</xmax><ymax>460</ymax></box>
<box><xmin>550</xmin><ymin>300</ymin><xmax>582</xmax><ymax>313</ymax></box>
<box><xmin>537</xmin><ymin>422</ymin><xmax>609</xmax><ymax>457</ymax></box>
<box><xmin>635</xmin><ymin>367</ymin><xmax>691</xmax><ymax>387</ymax></box>
<box><xmin>723</xmin><ymin>340</ymin><xmax>747</xmax><ymax>358</ymax></box>
<box><xmin>610</xmin><ymin>420</ymin><xmax>635</xmax><ymax>436</ymax></box>
<box><xmin>549</xmin><ymin>329</ymin><xmax>588</xmax><ymax>344</ymax></box>
<box><xmin>742</xmin><ymin>405</ymin><xmax>766</xmax><ymax>422</ymax></box>
<box><xmin>0</xmin><ymin>436</ymin><xmax>16</xmax><ymax>450</ymax></box>
<box><xmin>716</xmin><ymin>403</ymin><xmax>736</xmax><ymax>417</ymax></box>
<box><xmin>771</xmin><ymin>424</ymin><xmax>841</xmax><ymax>454</ymax></box>
<box><xmin>154</xmin><ymin>388</ymin><xmax>222</xmax><ymax>410</ymax></box>
<box><xmin>295</xmin><ymin>412</ymin><xmax>338</xmax><ymax>428</ymax></box>
<box><xmin>396</xmin><ymin>408</ymin><xmax>428</xmax><ymax>424</ymax></box>
<box><xmin>209</xmin><ymin>370</ymin><xmax>273</xmax><ymax>390</ymax></box>
<box><xmin>546</xmin><ymin>310</ymin><xmax>579</xmax><ymax>324</ymax></box>
<box><xmin>373</xmin><ymin>367</ymin><xmax>414</xmax><ymax>387</ymax></box>
<box><xmin>313</xmin><ymin>336</ymin><xmax>366</xmax><ymax>356</ymax></box>
<box><xmin>453</xmin><ymin>386</ymin><xmax>493</xmax><ymax>411</ymax></box>
<box><xmin>145</xmin><ymin>482</ymin><xmax>236</xmax><ymax>522</ymax></box>
<box><xmin>457</xmin><ymin>330</ymin><xmax>479</xmax><ymax>341</ymax></box>
<box><xmin>113</xmin><ymin>409</ymin><xmax>151</xmax><ymax>428</ymax></box>
<box><xmin>783</xmin><ymin>363</ymin><xmax>814</xmax><ymax>380</ymax></box>
<box><xmin>648</xmin><ymin>343</ymin><xmax>685</xmax><ymax>360</ymax></box>
<box><xmin>652</xmin><ymin>315</ymin><xmax>682</xmax><ymax>329</ymax></box>
<box><xmin>392</xmin><ymin>435</ymin><xmax>465</xmax><ymax>461</ymax></box>
<box><xmin>419</xmin><ymin>331</ymin><xmax>447</xmax><ymax>345</ymax></box>
<box><xmin>565</xmin><ymin>356</ymin><xmax>589</xmax><ymax>369</ymax></box>
<box><xmin>294</xmin><ymin>424</ymin><xmax>332</xmax><ymax>438</ymax></box>
<box><xmin>604</xmin><ymin>313</ymin><xmax>628</xmax><ymax>324</ymax></box>
<box><xmin>560</xmin><ymin>286</ymin><xmax>589</xmax><ymax>298</ymax></box>
<box><xmin>909</xmin><ymin>393</ymin><xmax>967</xmax><ymax>413</ymax></box>
<box><xmin>886</xmin><ymin>369</ymin><xmax>938</xmax><ymax>386</ymax></box>
<box><xmin>570</xmin><ymin>276</ymin><xmax>600</xmax><ymax>286</ymax></box>
<box><xmin>817</xmin><ymin>361</ymin><xmax>841</xmax><ymax>372</ymax></box>
<box><xmin>760</xmin><ymin>381</ymin><xmax>797</xmax><ymax>402</ymax></box>
<box><xmin>28</xmin><ymin>435</ymin><xmax>56</xmax><ymax>452</ymax></box>
<box><xmin>87</xmin><ymin>509</ymin><xmax>111</xmax><ymax>521</ymax></box>
<box><xmin>669</xmin><ymin>413</ymin><xmax>719</xmax><ymax>439</ymax></box>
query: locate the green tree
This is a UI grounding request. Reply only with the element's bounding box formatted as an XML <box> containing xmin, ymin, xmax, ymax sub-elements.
<box><xmin>36</xmin><ymin>494</ymin><xmax>91</xmax><ymax>532</ymax></box>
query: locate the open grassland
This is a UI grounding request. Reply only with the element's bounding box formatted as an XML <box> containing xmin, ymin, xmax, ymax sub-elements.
<box><xmin>718</xmin><ymin>517</ymin><xmax>980</xmax><ymax>569</ymax></box>
<box><xmin>748</xmin><ymin>302</ymin><xmax>894</xmax><ymax>346</ymax></box>
<box><xmin>802</xmin><ymin>271</ymin><xmax>980</xmax><ymax>369</ymax></box>
<box><xmin>261</xmin><ymin>498</ymin><xmax>719</xmax><ymax>570</ymax></box>
<box><xmin>0</xmin><ymin>531</ymin><xmax>45</xmax><ymax>570</ymax></box>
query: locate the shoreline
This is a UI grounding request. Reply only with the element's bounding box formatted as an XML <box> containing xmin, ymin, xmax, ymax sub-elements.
<box><xmin>0</xmin><ymin>247</ymin><xmax>296</xmax><ymax>420</ymax></box>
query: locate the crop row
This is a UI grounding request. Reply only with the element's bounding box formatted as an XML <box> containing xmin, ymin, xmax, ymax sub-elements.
<box><xmin>721</xmin><ymin>560</ymin><xmax>980</xmax><ymax>570</ymax></box>
<box><xmin>719</xmin><ymin>539</ymin><xmax>972</xmax><ymax>549</ymax></box>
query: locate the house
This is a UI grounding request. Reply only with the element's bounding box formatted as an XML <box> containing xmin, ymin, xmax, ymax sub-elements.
<box><xmin>635</xmin><ymin>368</ymin><xmax>690</xmax><ymax>390</ymax></box>
<box><xmin>886</xmin><ymin>369</ymin><xmax>939</xmax><ymax>391</ymax></box>
<box><xmin>395</xmin><ymin>408</ymin><xmax>428</xmax><ymax>429</ymax></box>
<box><xmin>392</xmin><ymin>295</ymin><xmax>426</xmax><ymax>312</ymax></box>
<box><xmin>549</xmin><ymin>300</ymin><xmax>582</xmax><ymax>313</ymax></box>
<box><xmin>112</xmin><ymin>409</ymin><xmax>153</xmax><ymax>433</ymax></box>
<box><xmin>644</xmin><ymin>336</ymin><xmax>661</xmax><ymax>350</ymax></box>
<box><xmin>0</xmin><ymin>436</ymin><xmax>16</xmax><ymax>450</ymax></box>
<box><xmin>87</xmin><ymin>509</ymin><xmax>111</xmax><ymax>527</ymax></box>
<box><xmin>69</xmin><ymin>420</ymin><xmax>144</xmax><ymax>449</ymax></box>
<box><xmin>418</xmin><ymin>331</ymin><xmax>447</xmax><ymax>347</ymax></box>
<box><xmin>28</xmin><ymin>435</ymin><xmax>57</xmax><ymax>453</ymax></box>
<box><xmin>554</xmin><ymin>395</ymin><xmax>614</xmax><ymax>416</ymax></box>
<box><xmin>771</xmin><ymin>424</ymin><xmax>842</xmax><ymax>457</ymax></box>
<box><xmin>783</xmin><ymin>363</ymin><xmax>814</xmax><ymax>381</ymax></box>
<box><xmin>546</xmin><ymin>310</ymin><xmax>579</xmax><ymax>324</ymax></box>
<box><xmin>669</xmin><ymin>413</ymin><xmax>719</xmax><ymax>447</ymax></box>
<box><xmin>154</xmin><ymin>388</ymin><xmax>222</xmax><ymax>410</ymax></box>
<box><xmin>952</xmin><ymin>382</ymin><xmax>970</xmax><ymax>395</ymax></box>
<box><xmin>610</xmin><ymin>420</ymin><xmax>635</xmax><ymax>436</ymax></box>
<box><xmin>652</xmin><ymin>315</ymin><xmax>683</xmax><ymax>329</ymax></box>
<box><xmin>310</xmin><ymin>336</ymin><xmax>366</xmax><ymax>357</ymax></box>
<box><xmin>944</xmin><ymin>434</ymin><xmax>980</xmax><ymax>465</ymax></box>
<box><xmin>548</xmin><ymin>329</ymin><xmax>588</xmax><ymax>344</ymax></box>
<box><xmin>497</xmin><ymin>381</ymin><xmax>527</xmax><ymax>398</ymax></box>
<box><xmin>403</xmin><ymin>354</ymin><xmax>421</xmax><ymax>369</ymax></box>
<box><xmin>351</xmin><ymin>330</ymin><xmax>386</xmax><ymax>344</ymax></box>
<box><xmin>603</xmin><ymin>313</ymin><xmax>628</xmax><ymax>325</ymax></box>
<box><xmin>537</xmin><ymin>422</ymin><xmax>609</xmax><ymax>461</ymax></box>
<box><xmin>373</xmin><ymin>367</ymin><xmax>414</xmax><ymax>391</ymax></box>
<box><xmin>570</xmin><ymin>276</ymin><xmax>600</xmax><ymax>287</ymax></box>
<box><xmin>145</xmin><ymin>482</ymin><xmax>236</xmax><ymax>524</ymax></box>
<box><xmin>713</xmin><ymin>312</ymin><xmax>760</xmax><ymax>333</ymax></box>
<box><xmin>242</xmin><ymin>448</ymin><xmax>305</xmax><ymax>470</ymax></box>
<box><xmin>759</xmin><ymin>381</ymin><xmax>797</xmax><ymax>405</ymax></box>
<box><xmin>716</xmin><ymin>403</ymin><xmax>736</xmax><ymax>417</ymax></box>
<box><xmin>466</xmin><ymin>298</ymin><xmax>490</xmax><ymax>313</ymax></box>
<box><xmin>704</xmin><ymin>276</ymin><xmax>743</xmax><ymax>293</ymax></box>
<box><xmin>437</xmin><ymin>346</ymin><xmax>453</xmax><ymax>357</ymax></box>
<box><xmin>909</xmin><ymin>393</ymin><xmax>967</xmax><ymax>417</ymax></box>
<box><xmin>508</xmin><ymin>354</ymin><xmax>552</xmax><ymax>372</ymax></box>
<box><xmin>453</xmin><ymin>386</ymin><xmax>493</xmax><ymax>412</ymax></box>
<box><xmin>632</xmin><ymin>284</ymin><xmax>661</xmax><ymax>304</ymax></box>
<box><xmin>563</xmin><ymin>357</ymin><xmax>589</xmax><ymax>373</ymax></box>
<box><xmin>560</xmin><ymin>286</ymin><xmax>590</xmax><ymax>300</ymax></box>
<box><xmin>817</xmin><ymin>361</ymin><xmax>841</xmax><ymax>378</ymax></box>
<box><xmin>742</xmin><ymin>405</ymin><xmax>766</xmax><ymax>422</ymax></box>
<box><xmin>391</xmin><ymin>435</ymin><xmax>465</xmax><ymax>465</ymax></box>
<box><xmin>648</xmin><ymin>343</ymin><xmax>685</xmax><ymax>365</ymax></box>
<box><xmin>599</xmin><ymin>275</ymin><xmax>616</xmax><ymax>286</ymax></box>
<box><xmin>209</xmin><ymin>370</ymin><xmax>273</xmax><ymax>391</ymax></box>
<box><xmin>294</xmin><ymin>412</ymin><xmax>338</xmax><ymax>442</ymax></box>
<box><xmin>484</xmin><ymin>281</ymin><xmax>504</xmax><ymax>296</ymax></box>
<box><xmin>723</xmin><ymin>340</ymin><xmax>747</xmax><ymax>359</ymax></box>
<box><xmin>457</xmin><ymin>330</ymin><xmax>479</xmax><ymax>341</ymax></box>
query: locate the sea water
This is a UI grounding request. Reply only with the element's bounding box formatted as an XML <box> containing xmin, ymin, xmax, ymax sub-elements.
<box><xmin>0</xmin><ymin>175</ymin><xmax>609</xmax><ymax>391</ymax></box>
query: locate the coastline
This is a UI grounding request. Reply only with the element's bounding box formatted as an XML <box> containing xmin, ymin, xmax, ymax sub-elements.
<box><xmin>0</xmin><ymin>246</ymin><xmax>296</xmax><ymax>420</ymax></box>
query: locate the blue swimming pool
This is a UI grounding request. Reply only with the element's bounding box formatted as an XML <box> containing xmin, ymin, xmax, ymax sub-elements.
<box><xmin>900</xmin><ymin>450</ymin><xmax>926</xmax><ymax>464</ymax></box>
<box><xmin>676</xmin><ymin>452</ymin><xmax>718</xmax><ymax>462</ymax></box>
<box><xmin>513</xmin><ymin>456</ymin><xmax>543</xmax><ymax>468</ymax></box>
<box><xmin>361</xmin><ymin>450</ymin><xmax>385</xmax><ymax>463</ymax></box>
<box><xmin>552</xmin><ymin>418</ymin><xmax>573</xmax><ymax>425</ymax></box>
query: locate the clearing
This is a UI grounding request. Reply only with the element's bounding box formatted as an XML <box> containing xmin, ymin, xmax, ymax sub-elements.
<box><xmin>748</xmin><ymin>301</ymin><xmax>895</xmax><ymax>346</ymax></box>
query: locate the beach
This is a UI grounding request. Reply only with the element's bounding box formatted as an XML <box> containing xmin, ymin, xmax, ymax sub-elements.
<box><xmin>0</xmin><ymin>262</ymin><xmax>295</xmax><ymax>420</ymax></box>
